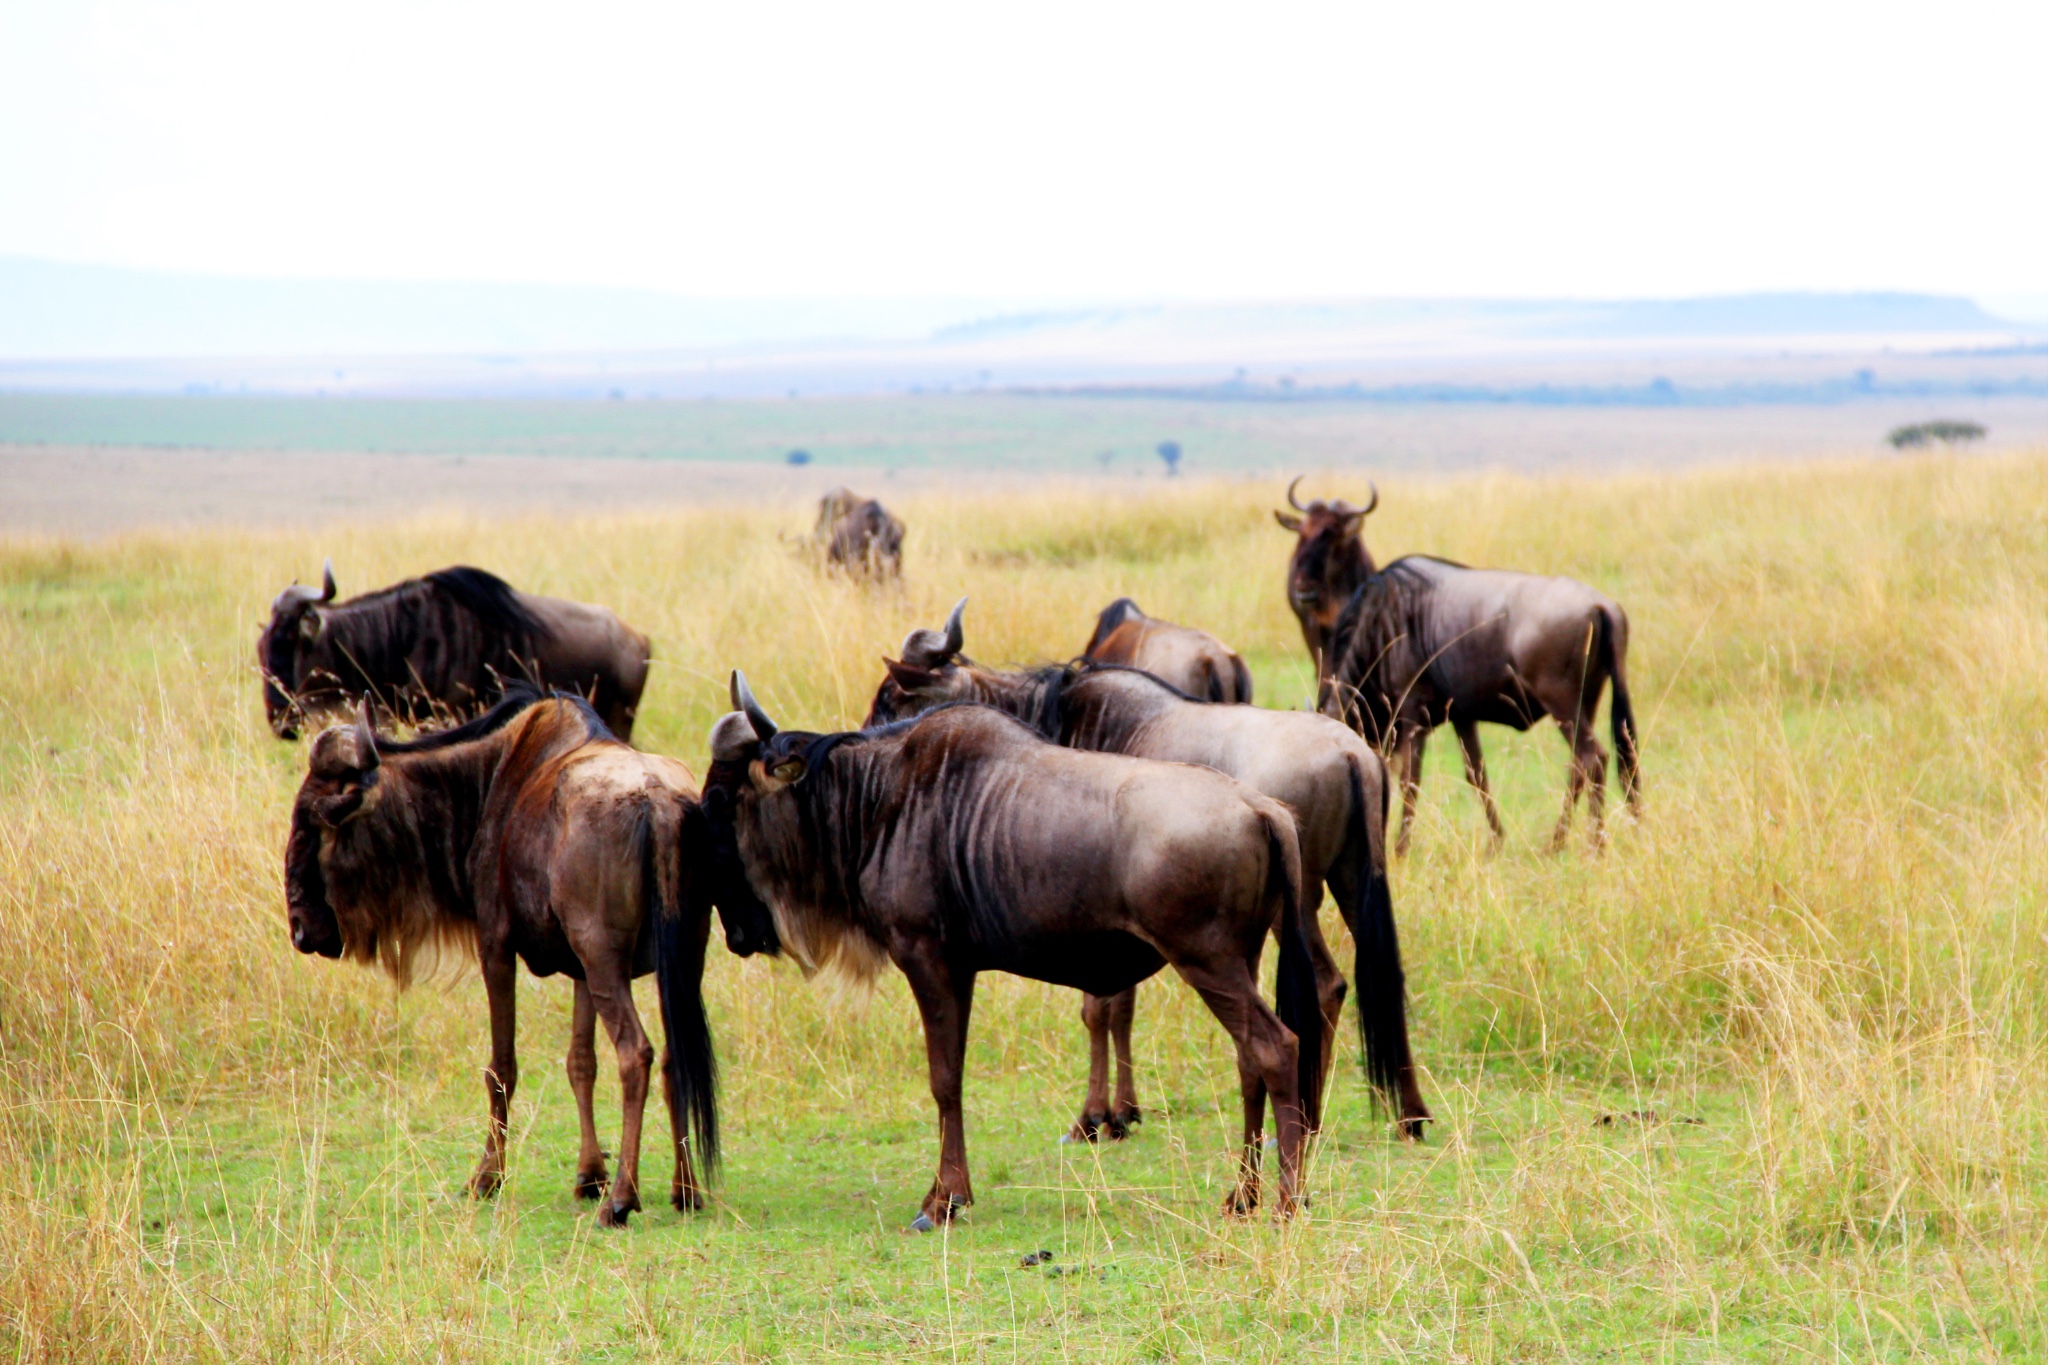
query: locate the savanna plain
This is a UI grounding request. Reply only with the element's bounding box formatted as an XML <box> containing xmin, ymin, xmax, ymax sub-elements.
<box><xmin>3</xmin><ymin>452</ymin><xmax>2046</xmax><ymax>1361</ymax></box>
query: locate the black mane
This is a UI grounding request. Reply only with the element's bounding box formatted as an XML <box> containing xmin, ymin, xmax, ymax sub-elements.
<box><xmin>372</xmin><ymin>684</ymin><xmax>610</xmax><ymax>755</ymax></box>
<box><xmin>423</xmin><ymin>566</ymin><xmax>552</xmax><ymax>641</ymax></box>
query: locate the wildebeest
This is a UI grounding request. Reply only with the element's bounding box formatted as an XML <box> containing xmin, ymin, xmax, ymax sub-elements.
<box><xmin>258</xmin><ymin>560</ymin><xmax>651</xmax><ymax>740</ymax></box>
<box><xmin>868</xmin><ymin>599</ymin><xmax>1428</xmax><ymax>1140</ymax></box>
<box><xmin>1082</xmin><ymin>597</ymin><xmax>1253</xmax><ymax>703</ymax></box>
<box><xmin>809</xmin><ymin>487</ymin><xmax>905</xmax><ymax>579</ymax></box>
<box><xmin>1280</xmin><ymin>481</ymin><xmax>1640</xmax><ymax>851</ymax></box>
<box><xmin>282</xmin><ymin>690</ymin><xmax>716</xmax><ymax>1226</ymax></box>
<box><xmin>702</xmin><ymin>672</ymin><xmax>1329</xmax><ymax>1225</ymax></box>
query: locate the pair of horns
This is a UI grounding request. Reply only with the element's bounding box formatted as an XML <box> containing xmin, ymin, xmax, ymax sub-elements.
<box><xmin>275</xmin><ymin>558</ymin><xmax>339</xmax><ymax>612</ymax></box>
<box><xmin>1284</xmin><ymin>476</ymin><xmax>1379</xmax><ymax>518</ymax></box>
<box><xmin>898</xmin><ymin>597</ymin><xmax>967</xmax><ymax>668</ymax></box>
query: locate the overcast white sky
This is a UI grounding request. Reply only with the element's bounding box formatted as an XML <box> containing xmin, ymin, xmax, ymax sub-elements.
<box><xmin>2</xmin><ymin>0</ymin><xmax>2043</xmax><ymax>301</ymax></box>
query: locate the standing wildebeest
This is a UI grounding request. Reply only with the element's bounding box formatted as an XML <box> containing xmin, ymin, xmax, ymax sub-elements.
<box><xmin>258</xmin><ymin>560</ymin><xmax>651</xmax><ymax>740</ymax></box>
<box><xmin>810</xmin><ymin>487</ymin><xmax>905</xmax><ymax>579</ymax></box>
<box><xmin>282</xmin><ymin>691</ymin><xmax>717</xmax><ymax>1226</ymax></box>
<box><xmin>1279</xmin><ymin>480</ymin><xmax>1640</xmax><ymax>851</ymax></box>
<box><xmin>1083</xmin><ymin>597</ymin><xmax>1253</xmax><ymax>703</ymax></box>
<box><xmin>701</xmin><ymin>672</ymin><xmax>1328</xmax><ymax>1225</ymax></box>
<box><xmin>868</xmin><ymin>599</ymin><xmax>1428</xmax><ymax>1140</ymax></box>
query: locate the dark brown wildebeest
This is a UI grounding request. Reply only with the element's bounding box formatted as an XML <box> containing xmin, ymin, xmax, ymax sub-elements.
<box><xmin>868</xmin><ymin>600</ymin><xmax>1428</xmax><ymax>1141</ymax></box>
<box><xmin>258</xmin><ymin>561</ymin><xmax>651</xmax><ymax>740</ymax></box>
<box><xmin>702</xmin><ymin>672</ymin><xmax>1328</xmax><ymax>1226</ymax></box>
<box><xmin>810</xmin><ymin>487</ymin><xmax>905</xmax><ymax>579</ymax></box>
<box><xmin>1083</xmin><ymin>597</ymin><xmax>1253</xmax><ymax>703</ymax></box>
<box><xmin>1280</xmin><ymin>481</ymin><xmax>1640</xmax><ymax>852</ymax></box>
<box><xmin>282</xmin><ymin>690</ymin><xmax>717</xmax><ymax>1226</ymax></box>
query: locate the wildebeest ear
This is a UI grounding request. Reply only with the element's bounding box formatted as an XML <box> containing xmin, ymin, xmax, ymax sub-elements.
<box><xmin>1274</xmin><ymin>510</ymin><xmax>1304</xmax><ymax>533</ymax></box>
<box><xmin>884</xmin><ymin>657</ymin><xmax>937</xmax><ymax>690</ymax></box>
<box><xmin>708</xmin><ymin>711</ymin><xmax>759</xmax><ymax>762</ymax></box>
<box><xmin>298</xmin><ymin>609</ymin><xmax>325</xmax><ymax>643</ymax></box>
<box><xmin>768</xmin><ymin>756</ymin><xmax>806</xmax><ymax>784</ymax></box>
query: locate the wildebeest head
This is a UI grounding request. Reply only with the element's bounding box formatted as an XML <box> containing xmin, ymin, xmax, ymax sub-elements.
<box><xmin>258</xmin><ymin>558</ymin><xmax>338</xmax><ymax>738</ymax></box>
<box><xmin>1275</xmin><ymin>477</ymin><xmax>1378</xmax><ymax>647</ymax></box>
<box><xmin>282</xmin><ymin>699</ymin><xmax>382</xmax><ymax>958</ymax></box>
<box><xmin>699</xmin><ymin>674</ymin><xmax>797</xmax><ymax>959</ymax></box>
<box><xmin>864</xmin><ymin>598</ymin><xmax>973</xmax><ymax>726</ymax></box>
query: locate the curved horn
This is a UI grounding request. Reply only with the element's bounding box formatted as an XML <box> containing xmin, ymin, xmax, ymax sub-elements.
<box><xmin>319</xmin><ymin>558</ymin><xmax>337</xmax><ymax>601</ymax></box>
<box><xmin>1360</xmin><ymin>481</ymin><xmax>1379</xmax><ymax>516</ymax></box>
<box><xmin>730</xmin><ymin>670</ymin><xmax>778</xmax><ymax>743</ymax></box>
<box><xmin>354</xmin><ymin>699</ymin><xmax>381</xmax><ymax>770</ymax></box>
<box><xmin>1286</xmin><ymin>475</ymin><xmax>1308</xmax><ymax>512</ymax></box>
<box><xmin>940</xmin><ymin>596</ymin><xmax>967</xmax><ymax>658</ymax></box>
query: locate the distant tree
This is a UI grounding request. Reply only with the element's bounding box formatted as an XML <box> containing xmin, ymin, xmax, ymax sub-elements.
<box><xmin>1096</xmin><ymin>449</ymin><xmax>1116</xmax><ymax>469</ymax></box>
<box><xmin>1157</xmin><ymin>441</ymin><xmax>1182</xmax><ymax>476</ymax></box>
<box><xmin>787</xmin><ymin>449</ymin><xmax>813</xmax><ymax>466</ymax></box>
<box><xmin>1887</xmin><ymin>421</ymin><xmax>1986</xmax><ymax>450</ymax></box>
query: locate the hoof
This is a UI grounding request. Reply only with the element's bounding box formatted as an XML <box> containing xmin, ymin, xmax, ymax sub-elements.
<box><xmin>1223</xmin><ymin>1188</ymin><xmax>1259</xmax><ymax>1218</ymax></box>
<box><xmin>466</xmin><ymin>1170</ymin><xmax>503</xmax><ymax>1200</ymax></box>
<box><xmin>597</xmin><ymin>1200</ymin><xmax>635</xmax><ymax>1229</ymax></box>
<box><xmin>671</xmin><ymin>1186</ymin><xmax>705</xmax><ymax>1214</ymax></box>
<box><xmin>1397</xmin><ymin>1116</ymin><xmax>1430</xmax><ymax>1143</ymax></box>
<box><xmin>574</xmin><ymin>1170</ymin><xmax>608</xmax><ymax>1201</ymax></box>
<box><xmin>908</xmin><ymin>1213</ymin><xmax>937</xmax><ymax>1233</ymax></box>
<box><xmin>1112</xmin><ymin>1106</ymin><xmax>1142</xmax><ymax>1131</ymax></box>
<box><xmin>1065</xmin><ymin>1113</ymin><xmax>1106</xmax><ymax>1144</ymax></box>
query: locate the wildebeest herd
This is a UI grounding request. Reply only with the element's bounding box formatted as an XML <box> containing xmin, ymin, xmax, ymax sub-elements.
<box><xmin>271</xmin><ymin>480</ymin><xmax>1634</xmax><ymax>1228</ymax></box>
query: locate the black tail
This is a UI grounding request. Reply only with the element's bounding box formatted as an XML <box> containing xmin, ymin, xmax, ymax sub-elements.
<box><xmin>650</xmin><ymin>801</ymin><xmax>719</xmax><ymax>1175</ymax></box>
<box><xmin>1266</xmin><ymin>817</ymin><xmax>1324</xmax><ymax>1132</ymax></box>
<box><xmin>1597</xmin><ymin>606</ymin><xmax>1640</xmax><ymax>809</ymax></box>
<box><xmin>1229</xmin><ymin>653</ymin><xmax>1254</xmax><ymax>705</ymax></box>
<box><xmin>1346</xmin><ymin>758</ymin><xmax>1415</xmax><ymax>1110</ymax></box>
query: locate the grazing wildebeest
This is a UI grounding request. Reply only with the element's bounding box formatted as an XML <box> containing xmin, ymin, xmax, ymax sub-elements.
<box><xmin>1083</xmin><ymin>597</ymin><xmax>1253</xmax><ymax>703</ymax></box>
<box><xmin>282</xmin><ymin>690</ymin><xmax>717</xmax><ymax>1225</ymax></box>
<box><xmin>702</xmin><ymin>672</ymin><xmax>1328</xmax><ymax>1225</ymax></box>
<box><xmin>810</xmin><ymin>487</ymin><xmax>905</xmax><ymax>579</ymax></box>
<box><xmin>868</xmin><ymin>600</ymin><xmax>1428</xmax><ymax>1140</ymax></box>
<box><xmin>258</xmin><ymin>561</ymin><xmax>651</xmax><ymax>740</ymax></box>
<box><xmin>1280</xmin><ymin>481</ymin><xmax>1640</xmax><ymax>851</ymax></box>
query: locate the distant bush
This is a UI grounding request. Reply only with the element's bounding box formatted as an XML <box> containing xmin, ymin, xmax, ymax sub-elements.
<box><xmin>1888</xmin><ymin>420</ymin><xmax>1985</xmax><ymax>450</ymax></box>
<box><xmin>1157</xmin><ymin>440</ymin><xmax>1182</xmax><ymax>476</ymax></box>
<box><xmin>786</xmin><ymin>448</ymin><xmax>812</xmax><ymax>466</ymax></box>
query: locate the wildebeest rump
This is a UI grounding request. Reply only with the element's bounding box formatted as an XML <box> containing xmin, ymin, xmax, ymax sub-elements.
<box><xmin>258</xmin><ymin>561</ymin><xmax>651</xmax><ymax>740</ymax></box>
<box><xmin>867</xmin><ymin>600</ymin><xmax>1428</xmax><ymax>1139</ymax></box>
<box><xmin>1083</xmin><ymin>597</ymin><xmax>1253</xmax><ymax>703</ymax></box>
<box><xmin>701</xmin><ymin>673</ymin><xmax>1329</xmax><ymax>1225</ymax></box>
<box><xmin>810</xmin><ymin>487</ymin><xmax>905</xmax><ymax>579</ymax></box>
<box><xmin>282</xmin><ymin>690</ymin><xmax>716</xmax><ymax>1225</ymax></box>
<box><xmin>1283</xmin><ymin>481</ymin><xmax>1640</xmax><ymax>850</ymax></box>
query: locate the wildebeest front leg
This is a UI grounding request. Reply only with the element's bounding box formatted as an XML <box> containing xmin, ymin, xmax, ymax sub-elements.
<box><xmin>897</xmin><ymin>946</ymin><xmax>977</xmax><ymax>1229</ymax></box>
<box><xmin>1394</xmin><ymin>726</ymin><xmax>1428</xmax><ymax>856</ymax></box>
<box><xmin>1068</xmin><ymin>991</ymin><xmax>1117</xmax><ymax>1142</ymax></box>
<box><xmin>567</xmin><ymin>980</ymin><xmax>608</xmax><ymax>1200</ymax></box>
<box><xmin>1173</xmin><ymin>959</ymin><xmax>1306</xmax><ymax>1218</ymax></box>
<box><xmin>468</xmin><ymin>951</ymin><xmax>520</xmax><ymax>1200</ymax></box>
<box><xmin>1107</xmin><ymin>987</ymin><xmax>1141</xmax><ymax>1133</ymax></box>
<box><xmin>1454</xmin><ymin>719</ymin><xmax>1505</xmax><ymax>846</ymax></box>
<box><xmin>584</xmin><ymin>964</ymin><xmax>656</xmax><ymax>1227</ymax></box>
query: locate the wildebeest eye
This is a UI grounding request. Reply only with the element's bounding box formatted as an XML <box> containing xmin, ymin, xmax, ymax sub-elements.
<box><xmin>771</xmin><ymin>758</ymin><xmax>806</xmax><ymax>783</ymax></box>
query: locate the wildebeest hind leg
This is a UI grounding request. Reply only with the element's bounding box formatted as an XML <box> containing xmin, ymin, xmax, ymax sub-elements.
<box><xmin>1108</xmin><ymin>987</ymin><xmax>1141</xmax><ymax>1134</ymax></box>
<box><xmin>1068</xmin><ymin>991</ymin><xmax>1119</xmax><ymax>1142</ymax></box>
<box><xmin>1454</xmin><ymin>719</ymin><xmax>1505</xmax><ymax>847</ymax></box>
<box><xmin>585</xmin><ymin>964</ymin><xmax>656</xmax><ymax>1228</ymax></box>
<box><xmin>1297</xmin><ymin>875</ymin><xmax>1346</xmax><ymax>1111</ymax></box>
<box><xmin>1394</xmin><ymin>728</ymin><xmax>1427</xmax><ymax>856</ymax></box>
<box><xmin>568</xmin><ymin>981</ymin><xmax>608</xmax><ymax>1199</ymax></box>
<box><xmin>467</xmin><ymin>952</ymin><xmax>520</xmax><ymax>1200</ymax></box>
<box><xmin>1173</xmin><ymin>960</ymin><xmax>1306</xmax><ymax>1218</ymax></box>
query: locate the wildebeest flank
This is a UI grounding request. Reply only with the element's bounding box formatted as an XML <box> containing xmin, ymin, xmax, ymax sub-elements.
<box><xmin>258</xmin><ymin>560</ymin><xmax>650</xmax><ymax>739</ymax></box>
<box><xmin>1083</xmin><ymin>597</ymin><xmax>1253</xmax><ymax>703</ymax></box>
<box><xmin>868</xmin><ymin>600</ymin><xmax>1428</xmax><ymax>1139</ymax></box>
<box><xmin>701</xmin><ymin>673</ymin><xmax>1330</xmax><ymax>1225</ymax></box>
<box><xmin>283</xmin><ymin>690</ymin><xmax>716</xmax><ymax>1225</ymax></box>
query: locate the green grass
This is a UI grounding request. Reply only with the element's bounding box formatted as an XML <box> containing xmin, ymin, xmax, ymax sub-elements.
<box><xmin>4</xmin><ymin>455</ymin><xmax>2048</xmax><ymax>1359</ymax></box>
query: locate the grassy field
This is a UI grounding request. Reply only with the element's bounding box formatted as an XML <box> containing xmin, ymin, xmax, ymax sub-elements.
<box><xmin>3</xmin><ymin>453</ymin><xmax>2046</xmax><ymax>1360</ymax></box>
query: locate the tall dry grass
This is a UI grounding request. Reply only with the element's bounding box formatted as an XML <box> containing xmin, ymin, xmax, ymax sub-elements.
<box><xmin>2</xmin><ymin>453</ymin><xmax>2045</xmax><ymax>1359</ymax></box>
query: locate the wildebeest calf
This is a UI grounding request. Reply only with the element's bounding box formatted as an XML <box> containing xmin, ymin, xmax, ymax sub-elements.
<box><xmin>283</xmin><ymin>690</ymin><xmax>715</xmax><ymax>1225</ymax></box>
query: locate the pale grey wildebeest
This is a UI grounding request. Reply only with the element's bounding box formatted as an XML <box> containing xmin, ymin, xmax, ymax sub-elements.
<box><xmin>809</xmin><ymin>487</ymin><xmax>905</xmax><ymax>580</ymax></box>
<box><xmin>1082</xmin><ymin>597</ymin><xmax>1253</xmax><ymax>703</ymax></box>
<box><xmin>699</xmin><ymin>672</ymin><xmax>1329</xmax><ymax>1226</ymax></box>
<box><xmin>259</xmin><ymin>560</ymin><xmax>651</xmax><ymax>740</ymax></box>
<box><xmin>866</xmin><ymin>599</ymin><xmax>1429</xmax><ymax>1141</ymax></box>
<box><xmin>1279</xmin><ymin>479</ymin><xmax>1639</xmax><ymax>852</ymax></box>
